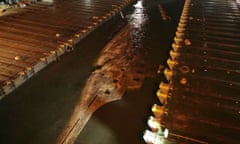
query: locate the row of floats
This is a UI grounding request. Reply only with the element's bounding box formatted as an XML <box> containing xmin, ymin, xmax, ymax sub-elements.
<box><xmin>145</xmin><ymin>0</ymin><xmax>240</xmax><ymax>143</ymax></box>
<box><xmin>0</xmin><ymin>0</ymin><xmax>135</xmax><ymax>100</ymax></box>
<box><xmin>143</xmin><ymin>0</ymin><xmax>192</xmax><ymax>143</ymax></box>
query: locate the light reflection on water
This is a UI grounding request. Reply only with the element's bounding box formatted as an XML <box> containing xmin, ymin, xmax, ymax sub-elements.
<box><xmin>128</xmin><ymin>0</ymin><xmax>149</xmax><ymax>49</ymax></box>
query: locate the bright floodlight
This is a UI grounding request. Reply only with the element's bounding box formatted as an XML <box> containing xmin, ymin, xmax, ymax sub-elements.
<box><xmin>143</xmin><ymin>130</ymin><xmax>163</xmax><ymax>144</ymax></box>
<box><xmin>164</xmin><ymin>129</ymin><xmax>169</xmax><ymax>138</ymax></box>
<box><xmin>134</xmin><ymin>0</ymin><xmax>143</xmax><ymax>8</ymax></box>
<box><xmin>148</xmin><ymin>116</ymin><xmax>161</xmax><ymax>130</ymax></box>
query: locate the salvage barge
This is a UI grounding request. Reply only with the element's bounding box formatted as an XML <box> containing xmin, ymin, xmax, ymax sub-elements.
<box><xmin>0</xmin><ymin>0</ymin><xmax>136</xmax><ymax>99</ymax></box>
<box><xmin>144</xmin><ymin>0</ymin><xmax>240</xmax><ymax>144</ymax></box>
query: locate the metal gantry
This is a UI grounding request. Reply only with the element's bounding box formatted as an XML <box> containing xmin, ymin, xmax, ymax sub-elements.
<box><xmin>0</xmin><ymin>0</ymin><xmax>135</xmax><ymax>99</ymax></box>
<box><xmin>144</xmin><ymin>0</ymin><xmax>240</xmax><ymax>143</ymax></box>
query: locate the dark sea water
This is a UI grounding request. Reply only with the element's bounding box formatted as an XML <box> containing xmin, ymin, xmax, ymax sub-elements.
<box><xmin>75</xmin><ymin>0</ymin><xmax>183</xmax><ymax>144</ymax></box>
<box><xmin>0</xmin><ymin>0</ymin><xmax>183</xmax><ymax>144</ymax></box>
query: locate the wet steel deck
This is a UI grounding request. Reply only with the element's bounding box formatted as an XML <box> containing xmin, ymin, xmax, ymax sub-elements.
<box><xmin>0</xmin><ymin>0</ymin><xmax>135</xmax><ymax>99</ymax></box>
<box><xmin>153</xmin><ymin>0</ymin><xmax>240</xmax><ymax>143</ymax></box>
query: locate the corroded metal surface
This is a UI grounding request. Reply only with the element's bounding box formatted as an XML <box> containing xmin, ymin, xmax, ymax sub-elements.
<box><xmin>153</xmin><ymin>0</ymin><xmax>240</xmax><ymax>143</ymax></box>
<box><xmin>0</xmin><ymin>0</ymin><xmax>135</xmax><ymax>99</ymax></box>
